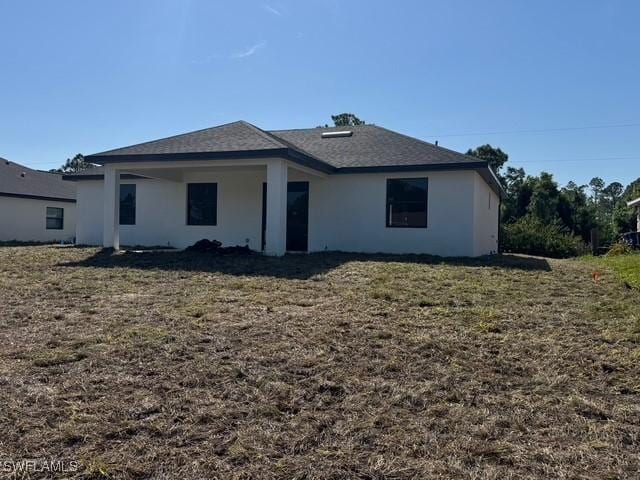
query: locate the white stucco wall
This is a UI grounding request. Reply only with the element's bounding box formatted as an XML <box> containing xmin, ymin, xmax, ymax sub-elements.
<box><xmin>289</xmin><ymin>169</ymin><xmax>477</xmax><ymax>256</ymax></box>
<box><xmin>75</xmin><ymin>166</ymin><xmax>498</xmax><ymax>257</ymax></box>
<box><xmin>0</xmin><ymin>196</ymin><xmax>76</xmax><ymax>242</ymax></box>
<box><xmin>76</xmin><ymin>169</ymin><xmax>263</xmax><ymax>249</ymax></box>
<box><xmin>472</xmin><ymin>172</ymin><xmax>500</xmax><ymax>256</ymax></box>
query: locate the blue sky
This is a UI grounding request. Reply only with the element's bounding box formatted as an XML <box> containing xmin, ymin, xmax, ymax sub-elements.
<box><xmin>1</xmin><ymin>0</ymin><xmax>638</xmax><ymax>187</ymax></box>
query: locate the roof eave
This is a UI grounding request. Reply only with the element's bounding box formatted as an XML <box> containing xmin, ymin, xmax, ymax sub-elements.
<box><xmin>84</xmin><ymin>148</ymin><xmax>290</xmax><ymax>164</ymax></box>
<box><xmin>84</xmin><ymin>147</ymin><xmax>337</xmax><ymax>175</ymax></box>
<box><xmin>0</xmin><ymin>191</ymin><xmax>76</xmax><ymax>203</ymax></box>
<box><xmin>62</xmin><ymin>173</ymin><xmax>147</xmax><ymax>181</ymax></box>
<box><xmin>335</xmin><ymin>161</ymin><xmax>505</xmax><ymax>197</ymax></box>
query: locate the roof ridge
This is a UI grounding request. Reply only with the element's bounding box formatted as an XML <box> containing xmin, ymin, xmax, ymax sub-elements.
<box><xmin>266</xmin><ymin>130</ymin><xmax>335</xmax><ymax>169</ymax></box>
<box><xmin>235</xmin><ymin>121</ymin><xmax>288</xmax><ymax>149</ymax></box>
<box><xmin>1</xmin><ymin>158</ymin><xmax>35</xmax><ymax>172</ymax></box>
<box><xmin>2</xmin><ymin>158</ymin><xmax>62</xmax><ymax>177</ymax></box>
<box><xmin>93</xmin><ymin>120</ymin><xmax>283</xmax><ymax>156</ymax></box>
<box><xmin>268</xmin><ymin>124</ymin><xmax>371</xmax><ymax>133</ymax></box>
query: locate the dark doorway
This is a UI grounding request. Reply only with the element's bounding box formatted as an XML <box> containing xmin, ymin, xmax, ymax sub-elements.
<box><xmin>286</xmin><ymin>182</ymin><xmax>309</xmax><ymax>252</ymax></box>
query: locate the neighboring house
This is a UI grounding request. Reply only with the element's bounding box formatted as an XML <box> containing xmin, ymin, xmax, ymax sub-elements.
<box><xmin>63</xmin><ymin>121</ymin><xmax>503</xmax><ymax>257</ymax></box>
<box><xmin>0</xmin><ymin>158</ymin><xmax>76</xmax><ymax>242</ymax></box>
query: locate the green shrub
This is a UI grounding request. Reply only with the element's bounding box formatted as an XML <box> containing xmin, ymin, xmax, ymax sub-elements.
<box><xmin>605</xmin><ymin>242</ymin><xmax>633</xmax><ymax>257</ymax></box>
<box><xmin>502</xmin><ymin>216</ymin><xmax>586</xmax><ymax>258</ymax></box>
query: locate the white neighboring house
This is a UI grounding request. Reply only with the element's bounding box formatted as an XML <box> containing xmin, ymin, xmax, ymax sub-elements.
<box><xmin>628</xmin><ymin>197</ymin><xmax>640</xmax><ymax>233</ymax></box>
<box><xmin>0</xmin><ymin>158</ymin><xmax>76</xmax><ymax>243</ymax></box>
<box><xmin>63</xmin><ymin>121</ymin><xmax>504</xmax><ymax>257</ymax></box>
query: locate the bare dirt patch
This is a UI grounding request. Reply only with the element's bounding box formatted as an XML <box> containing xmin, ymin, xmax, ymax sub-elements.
<box><xmin>0</xmin><ymin>246</ymin><xmax>638</xmax><ymax>478</ymax></box>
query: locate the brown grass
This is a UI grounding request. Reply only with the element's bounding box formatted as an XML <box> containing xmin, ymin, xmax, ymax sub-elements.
<box><xmin>0</xmin><ymin>246</ymin><xmax>638</xmax><ymax>479</ymax></box>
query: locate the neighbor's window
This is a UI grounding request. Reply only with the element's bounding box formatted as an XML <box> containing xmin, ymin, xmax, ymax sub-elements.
<box><xmin>386</xmin><ymin>178</ymin><xmax>428</xmax><ymax>228</ymax></box>
<box><xmin>120</xmin><ymin>184</ymin><xmax>136</xmax><ymax>225</ymax></box>
<box><xmin>46</xmin><ymin>207</ymin><xmax>64</xmax><ymax>230</ymax></box>
<box><xmin>187</xmin><ymin>183</ymin><xmax>217</xmax><ymax>225</ymax></box>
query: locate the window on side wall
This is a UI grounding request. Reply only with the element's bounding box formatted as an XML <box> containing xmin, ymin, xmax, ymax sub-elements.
<box><xmin>386</xmin><ymin>178</ymin><xmax>428</xmax><ymax>228</ymax></box>
<box><xmin>46</xmin><ymin>207</ymin><xmax>64</xmax><ymax>230</ymax></box>
<box><xmin>120</xmin><ymin>184</ymin><xmax>136</xmax><ymax>225</ymax></box>
<box><xmin>187</xmin><ymin>183</ymin><xmax>217</xmax><ymax>225</ymax></box>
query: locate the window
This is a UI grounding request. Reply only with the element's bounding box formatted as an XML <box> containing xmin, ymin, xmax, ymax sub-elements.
<box><xmin>120</xmin><ymin>184</ymin><xmax>136</xmax><ymax>225</ymax></box>
<box><xmin>386</xmin><ymin>178</ymin><xmax>428</xmax><ymax>228</ymax></box>
<box><xmin>187</xmin><ymin>183</ymin><xmax>217</xmax><ymax>225</ymax></box>
<box><xmin>46</xmin><ymin>207</ymin><xmax>64</xmax><ymax>230</ymax></box>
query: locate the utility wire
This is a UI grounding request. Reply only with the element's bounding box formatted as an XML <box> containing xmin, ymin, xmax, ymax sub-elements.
<box><xmin>425</xmin><ymin>122</ymin><xmax>640</xmax><ymax>138</ymax></box>
<box><xmin>517</xmin><ymin>155</ymin><xmax>640</xmax><ymax>164</ymax></box>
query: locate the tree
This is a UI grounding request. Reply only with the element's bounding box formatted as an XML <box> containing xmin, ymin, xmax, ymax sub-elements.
<box><xmin>502</xmin><ymin>167</ymin><xmax>530</xmax><ymax>222</ymax></box>
<box><xmin>498</xmin><ymin>165</ymin><xmax>636</xmax><ymax>253</ymax></box>
<box><xmin>603</xmin><ymin>182</ymin><xmax>624</xmax><ymax>203</ymax></box>
<box><xmin>527</xmin><ymin>172</ymin><xmax>561</xmax><ymax>223</ymax></box>
<box><xmin>558</xmin><ymin>182</ymin><xmax>597</xmax><ymax>241</ymax></box>
<box><xmin>331</xmin><ymin>113</ymin><xmax>365</xmax><ymax>127</ymax></box>
<box><xmin>466</xmin><ymin>144</ymin><xmax>509</xmax><ymax>176</ymax></box>
<box><xmin>50</xmin><ymin>153</ymin><xmax>94</xmax><ymax>173</ymax></box>
<box><xmin>589</xmin><ymin>177</ymin><xmax>605</xmax><ymax>212</ymax></box>
<box><xmin>613</xmin><ymin>177</ymin><xmax>640</xmax><ymax>234</ymax></box>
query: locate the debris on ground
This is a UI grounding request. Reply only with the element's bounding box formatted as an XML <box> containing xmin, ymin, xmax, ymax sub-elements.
<box><xmin>185</xmin><ymin>239</ymin><xmax>254</xmax><ymax>255</ymax></box>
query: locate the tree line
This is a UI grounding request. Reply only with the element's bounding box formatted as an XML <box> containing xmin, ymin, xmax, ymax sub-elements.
<box><xmin>470</xmin><ymin>144</ymin><xmax>640</xmax><ymax>256</ymax></box>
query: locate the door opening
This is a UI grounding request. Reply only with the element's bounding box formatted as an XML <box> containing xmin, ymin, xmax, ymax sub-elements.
<box><xmin>286</xmin><ymin>181</ymin><xmax>309</xmax><ymax>252</ymax></box>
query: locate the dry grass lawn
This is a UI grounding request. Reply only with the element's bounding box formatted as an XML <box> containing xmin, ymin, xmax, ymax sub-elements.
<box><xmin>0</xmin><ymin>246</ymin><xmax>638</xmax><ymax>479</ymax></box>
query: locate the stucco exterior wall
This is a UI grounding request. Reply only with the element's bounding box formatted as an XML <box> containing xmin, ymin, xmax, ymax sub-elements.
<box><xmin>289</xmin><ymin>169</ymin><xmax>477</xmax><ymax>256</ymax></box>
<box><xmin>76</xmin><ymin>170</ymin><xmax>264</xmax><ymax>249</ymax></box>
<box><xmin>75</xmin><ymin>167</ymin><xmax>497</xmax><ymax>257</ymax></box>
<box><xmin>472</xmin><ymin>172</ymin><xmax>500</xmax><ymax>256</ymax></box>
<box><xmin>0</xmin><ymin>196</ymin><xmax>76</xmax><ymax>242</ymax></box>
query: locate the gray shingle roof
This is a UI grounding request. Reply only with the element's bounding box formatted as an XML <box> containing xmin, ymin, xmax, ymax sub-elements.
<box><xmin>95</xmin><ymin>121</ymin><xmax>287</xmax><ymax>156</ymax></box>
<box><xmin>0</xmin><ymin>158</ymin><xmax>76</xmax><ymax>201</ymax></box>
<box><xmin>87</xmin><ymin>120</ymin><xmax>481</xmax><ymax>170</ymax></box>
<box><xmin>269</xmin><ymin>124</ymin><xmax>480</xmax><ymax>169</ymax></box>
<box><xmin>81</xmin><ymin>120</ymin><xmax>503</xmax><ymax>196</ymax></box>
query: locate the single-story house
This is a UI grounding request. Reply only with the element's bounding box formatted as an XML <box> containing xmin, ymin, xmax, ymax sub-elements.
<box><xmin>63</xmin><ymin>121</ymin><xmax>503</xmax><ymax>256</ymax></box>
<box><xmin>1</xmin><ymin>158</ymin><xmax>76</xmax><ymax>242</ymax></box>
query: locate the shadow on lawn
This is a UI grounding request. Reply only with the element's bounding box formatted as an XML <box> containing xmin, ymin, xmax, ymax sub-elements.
<box><xmin>59</xmin><ymin>249</ymin><xmax>551</xmax><ymax>280</ymax></box>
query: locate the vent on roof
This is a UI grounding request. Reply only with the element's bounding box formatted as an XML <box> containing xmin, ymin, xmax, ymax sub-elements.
<box><xmin>321</xmin><ymin>131</ymin><xmax>353</xmax><ymax>139</ymax></box>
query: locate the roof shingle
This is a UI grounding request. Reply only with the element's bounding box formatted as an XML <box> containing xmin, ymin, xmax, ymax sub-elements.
<box><xmin>269</xmin><ymin>124</ymin><xmax>480</xmax><ymax>169</ymax></box>
<box><xmin>95</xmin><ymin>121</ymin><xmax>286</xmax><ymax>157</ymax></box>
<box><xmin>0</xmin><ymin>158</ymin><xmax>76</xmax><ymax>201</ymax></box>
<box><xmin>87</xmin><ymin>120</ymin><xmax>482</xmax><ymax>170</ymax></box>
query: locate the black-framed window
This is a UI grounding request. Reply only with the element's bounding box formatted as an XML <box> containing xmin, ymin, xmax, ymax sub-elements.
<box><xmin>386</xmin><ymin>178</ymin><xmax>428</xmax><ymax>228</ymax></box>
<box><xmin>120</xmin><ymin>184</ymin><xmax>136</xmax><ymax>225</ymax></box>
<box><xmin>187</xmin><ymin>183</ymin><xmax>217</xmax><ymax>225</ymax></box>
<box><xmin>46</xmin><ymin>207</ymin><xmax>64</xmax><ymax>230</ymax></box>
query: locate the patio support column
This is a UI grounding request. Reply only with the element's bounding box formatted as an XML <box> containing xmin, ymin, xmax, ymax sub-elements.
<box><xmin>103</xmin><ymin>164</ymin><xmax>120</xmax><ymax>250</ymax></box>
<box><xmin>265</xmin><ymin>159</ymin><xmax>287</xmax><ymax>256</ymax></box>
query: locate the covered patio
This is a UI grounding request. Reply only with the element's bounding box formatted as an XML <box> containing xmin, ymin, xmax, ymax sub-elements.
<box><xmin>100</xmin><ymin>157</ymin><xmax>325</xmax><ymax>256</ymax></box>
